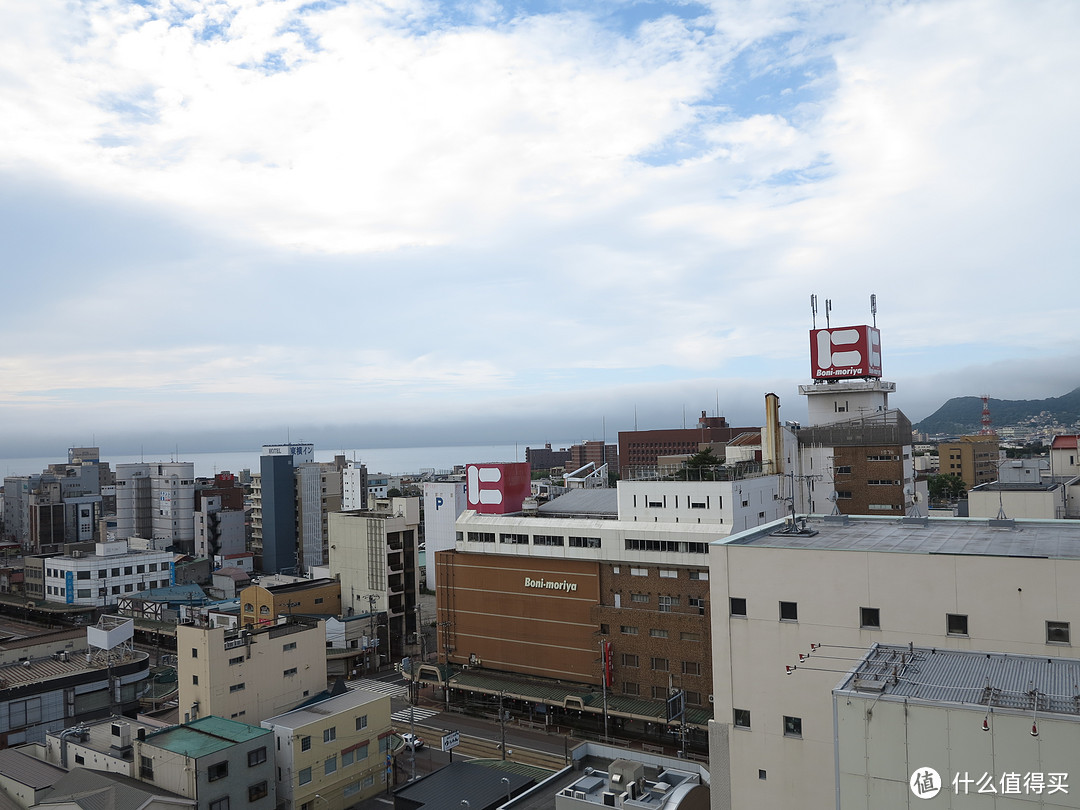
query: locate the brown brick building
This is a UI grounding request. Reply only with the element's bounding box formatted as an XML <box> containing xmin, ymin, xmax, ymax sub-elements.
<box><xmin>618</xmin><ymin>413</ymin><xmax>759</xmax><ymax>474</ymax></box>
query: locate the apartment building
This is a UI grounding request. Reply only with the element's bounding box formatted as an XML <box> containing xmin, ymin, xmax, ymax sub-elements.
<box><xmin>708</xmin><ymin>514</ymin><xmax>1080</xmax><ymax>810</ymax></box>
<box><xmin>262</xmin><ymin>685</ymin><xmax>393</xmax><ymax>810</ymax></box>
<box><xmin>177</xmin><ymin>615</ymin><xmax>328</xmax><ymax>725</ymax></box>
<box><xmin>328</xmin><ymin>498</ymin><xmax>421</xmax><ymax>665</ymax></box>
<box><xmin>36</xmin><ymin>540</ymin><xmax>175</xmax><ymax>607</ymax></box>
<box><xmin>938</xmin><ymin>435</ymin><xmax>1001</xmax><ymax>490</ymax></box>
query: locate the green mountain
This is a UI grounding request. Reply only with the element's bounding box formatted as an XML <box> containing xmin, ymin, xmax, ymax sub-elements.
<box><xmin>915</xmin><ymin>387</ymin><xmax>1080</xmax><ymax>436</ymax></box>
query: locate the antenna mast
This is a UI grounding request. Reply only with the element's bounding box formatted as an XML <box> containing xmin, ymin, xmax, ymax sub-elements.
<box><xmin>870</xmin><ymin>293</ymin><xmax>877</xmax><ymax>328</ymax></box>
<box><xmin>810</xmin><ymin>294</ymin><xmax>818</xmax><ymax>329</ymax></box>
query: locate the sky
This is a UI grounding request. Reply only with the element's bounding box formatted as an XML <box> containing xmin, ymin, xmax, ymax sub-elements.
<box><xmin>1</xmin><ymin>0</ymin><xmax>1078</xmax><ymax>456</ymax></box>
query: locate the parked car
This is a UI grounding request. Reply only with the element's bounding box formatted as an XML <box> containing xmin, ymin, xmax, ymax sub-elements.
<box><xmin>400</xmin><ymin>732</ymin><xmax>425</xmax><ymax>750</ymax></box>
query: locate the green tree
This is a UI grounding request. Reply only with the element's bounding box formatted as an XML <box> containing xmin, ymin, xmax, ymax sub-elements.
<box><xmin>677</xmin><ymin>447</ymin><xmax>722</xmax><ymax>481</ymax></box>
<box><xmin>927</xmin><ymin>473</ymin><xmax>966</xmax><ymax>501</ymax></box>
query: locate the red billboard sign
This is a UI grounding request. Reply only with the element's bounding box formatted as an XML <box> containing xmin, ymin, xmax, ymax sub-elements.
<box><xmin>810</xmin><ymin>325</ymin><xmax>882</xmax><ymax>379</ymax></box>
<box><xmin>466</xmin><ymin>462</ymin><xmax>531</xmax><ymax>514</ymax></box>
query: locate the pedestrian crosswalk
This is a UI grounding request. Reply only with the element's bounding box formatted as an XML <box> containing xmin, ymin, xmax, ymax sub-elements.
<box><xmin>391</xmin><ymin>706</ymin><xmax>441</xmax><ymax>724</ymax></box>
<box><xmin>351</xmin><ymin>678</ymin><xmax>408</xmax><ymax>698</ymax></box>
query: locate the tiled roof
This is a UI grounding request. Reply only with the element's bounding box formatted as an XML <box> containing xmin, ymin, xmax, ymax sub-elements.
<box><xmin>1051</xmin><ymin>434</ymin><xmax>1079</xmax><ymax>450</ymax></box>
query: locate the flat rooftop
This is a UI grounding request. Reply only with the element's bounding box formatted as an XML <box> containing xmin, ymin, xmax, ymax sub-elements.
<box><xmin>723</xmin><ymin>515</ymin><xmax>1080</xmax><ymax>559</ymax></box>
<box><xmin>262</xmin><ymin>682</ymin><xmax>386</xmax><ymax>728</ymax></box>
<box><xmin>145</xmin><ymin>716</ymin><xmax>270</xmax><ymax>757</ymax></box>
<box><xmin>836</xmin><ymin>644</ymin><xmax>1080</xmax><ymax>717</ymax></box>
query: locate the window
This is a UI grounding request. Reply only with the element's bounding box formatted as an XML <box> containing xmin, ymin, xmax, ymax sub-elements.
<box><xmin>136</xmin><ymin>565</ymin><xmax>145</xmax><ymax>574</ymax></box>
<box><xmin>283</xmin><ymin>642</ymin><xmax>297</xmax><ymax>651</ymax></box>
<box><xmin>230</xmin><ymin>682</ymin><xmax>245</xmax><ymax>692</ymax></box>
<box><xmin>208</xmin><ymin>761</ymin><xmax>229</xmax><ymax>781</ymax></box>
<box><xmin>248</xmin><ymin>782</ymin><xmax>269</xmax><ymax>801</ymax></box>
<box><xmin>301</xmin><ymin>736</ymin><xmax>311</xmax><ymax>751</ymax></box>
<box><xmin>193</xmin><ymin>675</ymin><xmax>199</xmax><ymax>685</ymax></box>
<box><xmin>499</xmin><ymin>533</ymin><xmax>529</xmax><ymax>544</ymax></box>
<box><xmin>620</xmin><ymin>625</ymin><xmax>638</xmax><ymax>635</ymax></box>
<box><xmin>947</xmin><ymin>613</ymin><xmax>968</xmax><ymax>636</ymax></box>
<box><xmin>1047</xmin><ymin>621</ymin><xmax>1071</xmax><ymax>644</ymax></box>
<box><xmin>248</xmin><ymin>747</ymin><xmax>267</xmax><ymax>766</ymax></box>
<box><xmin>784</xmin><ymin>716</ymin><xmax>802</xmax><ymax>737</ymax></box>
<box><xmin>759</xmin><ymin>770</ymin><xmax>767</xmax><ymax>780</ymax></box>
<box><xmin>780</xmin><ymin>601</ymin><xmax>798</xmax><ymax>622</ymax></box>
<box><xmin>149</xmin><ymin>563</ymin><xmax>158</xmax><ymax>572</ymax></box>
<box><xmin>534</xmin><ymin>535</ymin><xmax>564</xmax><ymax>546</ymax></box>
<box><xmin>192</xmin><ymin>648</ymin><xmax>199</xmax><ymax>658</ymax></box>
<box><xmin>658</xmin><ymin>595</ymin><xmax>679</xmax><ymax>612</ymax></box>
<box><xmin>836</xmin><ymin>491</ymin><xmax>853</xmax><ymax>499</ymax></box>
<box><xmin>860</xmin><ymin>607</ymin><xmax>881</xmax><ymax>629</ymax></box>
<box><xmin>680</xmin><ymin>632</ymin><xmax>701</xmax><ymax>642</ymax></box>
<box><xmin>209</xmin><ymin>799</ymin><xmax>230</xmax><ymax>810</ymax></box>
<box><xmin>631</xmin><ymin>593</ymin><xmax>649</xmax><ymax>603</ymax></box>
<box><xmin>621</xmin><ymin>653</ymin><xmax>639</xmax><ymax>667</ymax></box>
<box><xmin>324</xmin><ymin>727</ymin><xmax>337</xmax><ymax>743</ymax></box>
<box><xmin>689</xmin><ymin>570</ymin><xmax>708</xmax><ymax>581</ymax></box>
<box><xmin>124</xmin><ymin>566</ymin><xmax>133</xmax><ymax>575</ymax></box>
<box><xmin>342</xmin><ymin>749</ymin><xmax>354</xmax><ymax>767</ymax></box>
<box><xmin>651</xmin><ymin>657</ymin><xmax>669</xmax><ymax>672</ymax></box>
<box><xmin>259</xmin><ymin>605</ymin><xmax>270</xmax><ymax>615</ymax></box>
<box><xmin>284</xmin><ymin>668</ymin><xmax>298</xmax><ymax>677</ymax></box>
<box><xmin>325</xmin><ymin>756</ymin><xmax>338</xmax><ymax>775</ymax></box>
<box><xmin>682</xmin><ymin>661</ymin><xmax>701</xmax><ymax>676</ymax></box>
<box><xmin>140</xmin><ymin>755</ymin><xmax>154</xmax><ymax>779</ymax></box>
<box><xmin>76</xmin><ymin>570</ymin><xmax>90</xmax><ymax>580</ymax></box>
<box><xmin>356</xmin><ymin>742</ymin><xmax>369</xmax><ymax>760</ymax></box>
<box><xmin>77</xmin><ymin>589</ymin><xmax>91</xmax><ymax>598</ymax></box>
<box><xmin>650</xmin><ymin>628</ymin><xmax>668</xmax><ymax>638</ymax></box>
<box><xmin>111</xmin><ymin>567</ymin><xmax>120</xmax><ymax>577</ymax></box>
<box><xmin>689</xmin><ymin>596</ymin><xmax>705</xmax><ymax>613</ymax></box>
<box><xmin>245</xmin><ymin>603</ymin><xmax>254</xmax><ymax>613</ymax></box>
<box><xmin>651</xmin><ymin>686</ymin><xmax>668</xmax><ymax>699</ymax></box>
<box><xmin>835</xmin><ymin>465</ymin><xmax>851</xmax><ymax>474</ymax></box>
<box><xmin>630</xmin><ymin>567</ymin><xmax>648</xmax><ymax>577</ymax></box>
<box><xmin>686</xmin><ymin>691</ymin><xmax>702</xmax><ymax>706</ymax></box>
<box><xmin>622</xmin><ymin>682</ymin><xmax>640</xmax><ymax>696</ymax></box>
<box><xmin>467</xmin><ymin>531</ymin><xmax>495</xmax><ymax>543</ymax></box>
<box><xmin>299</xmin><ymin>767</ymin><xmax>312</xmax><ymax>785</ymax></box>
<box><xmin>659</xmin><ymin>569</ymin><xmax>678</xmax><ymax>579</ymax></box>
<box><xmin>356</xmin><ymin>715</ymin><xmax>368</xmax><ymax>730</ymax></box>
<box><xmin>314</xmin><ymin>597</ymin><xmax>324</xmax><ymax>604</ymax></box>
<box><xmin>734</xmin><ymin>709</ymin><xmax>751</xmax><ymax>729</ymax></box>
<box><xmin>569</xmin><ymin>536</ymin><xmax>601</xmax><ymax>548</ymax></box>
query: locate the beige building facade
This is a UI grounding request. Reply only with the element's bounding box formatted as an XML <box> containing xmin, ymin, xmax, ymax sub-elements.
<box><xmin>708</xmin><ymin>515</ymin><xmax>1080</xmax><ymax>810</ymax></box>
<box><xmin>178</xmin><ymin>616</ymin><xmax>327</xmax><ymax>725</ymax></box>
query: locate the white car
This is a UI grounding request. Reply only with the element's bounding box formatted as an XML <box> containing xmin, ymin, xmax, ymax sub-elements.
<box><xmin>400</xmin><ymin>732</ymin><xmax>424</xmax><ymax>750</ymax></box>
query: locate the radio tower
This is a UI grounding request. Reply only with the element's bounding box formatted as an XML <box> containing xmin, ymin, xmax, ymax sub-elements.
<box><xmin>979</xmin><ymin>394</ymin><xmax>994</xmax><ymax>435</ymax></box>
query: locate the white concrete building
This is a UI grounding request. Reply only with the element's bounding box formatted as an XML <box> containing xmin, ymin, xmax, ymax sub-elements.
<box><xmin>42</xmin><ymin>540</ymin><xmax>175</xmax><ymax>607</ymax></box>
<box><xmin>421</xmin><ymin>482</ymin><xmax>466</xmax><ymax>590</ymax></box>
<box><xmin>708</xmin><ymin>515</ymin><xmax>1080</xmax><ymax>810</ymax></box>
<box><xmin>835</xmin><ymin>645</ymin><xmax>1080</xmax><ymax>809</ymax></box>
<box><xmin>115</xmin><ymin>462</ymin><xmax>196</xmax><ymax>551</ymax></box>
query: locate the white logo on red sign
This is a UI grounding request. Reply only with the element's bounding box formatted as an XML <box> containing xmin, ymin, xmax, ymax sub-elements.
<box><xmin>467</xmin><ymin>465</ymin><xmax>504</xmax><ymax>506</ymax></box>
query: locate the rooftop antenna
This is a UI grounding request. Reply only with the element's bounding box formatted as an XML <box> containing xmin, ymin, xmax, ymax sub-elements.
<box><xmin>825</xmin><ymin>298</ymin><xmax>832</xmax><ymax>329</ymax></box>
<box><xmin>810</xmin><ymin>294</ymin><xmax>818</xmax><ymax>329</ymax></box>
<box><xmin>870</xmin><ymin>293</ymin><xmax>877</xmax><ymax>328</ymax></box>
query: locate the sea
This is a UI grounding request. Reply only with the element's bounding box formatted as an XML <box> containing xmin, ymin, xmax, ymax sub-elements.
<box><xmin>0</xmin><ymin>442</ymin><xmax>574</xmax><ymax>480</ymax></box>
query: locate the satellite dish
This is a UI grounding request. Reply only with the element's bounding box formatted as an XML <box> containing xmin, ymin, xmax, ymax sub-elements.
<box><xmin>903</xmin><ymin>484</ymin><xmax>915</xmax><ymax>497</ymax></box>
<box><xmin>828</xmin><ymin>492</ymin><xmax>838</xmax><ymax>502</ymax></box>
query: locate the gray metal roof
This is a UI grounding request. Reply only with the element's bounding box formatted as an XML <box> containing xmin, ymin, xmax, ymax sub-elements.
<box><xmin>537</xmin><ymin>489</ymin><xmax>617</xmax><ymax>517</ymax></box>
<box><xmin>836</xmin><ymin>644</ymin><xmax>1080</xmax><ymax>717</ymax></box>
<box><xmin>725</xmin><ymin>515</ymin><xmax>1080</xmax><ymax>559</ymax></box>
<box><xmin>0</xmin><ymin>748</ymin><xmax>67</xmax><ymax>789</ymax></box>
<box><xmin>40</xmin><ymin>767</ymin><xmax>193</xmax><ymax>809</ymax></box>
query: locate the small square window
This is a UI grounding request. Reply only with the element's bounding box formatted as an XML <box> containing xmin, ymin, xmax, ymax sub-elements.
<box><xmin>1047</xmin><ymin>621</ymin><xmax>1071</xmax><ymax>644</ymax></box>
<box><xmin>860</xmin><ymin>607</ymin><xmax>880</xmax><ymax>629</ymax></box>
<box><xmin>780</xmin><ymin>601</ymin><xmax>798</xmax><ymax>622</ymax></box>
<box><xmin>207</xmin><ymin>761</ymin><xmax>228</xmax><ymax>781</ymax></box>
<box><xmin>783</xmin><ymin>716</ymin><xmax>802</xmax><ymax>737</ymax></box>
<box><xmin>758</xmin><ymin>769</ymin><xmax>767</xmax><ymax>780</ymax></box>
<box><xmin>301</xmin><ymin>736</ymin><xmax>311</xmax><ymax>751</ymax></box>
<box><xmin>947</xmin><ymin>613</ymin><xmax>968</xmax><ymax>636</ymax></box>
<box><xmin>734</xmin><ymin>709</ymin><xmax>751</xmax><ymax>729</ymax></box>
<box><xmin>356</xmin><ymin>715</ymin><xmax>368</xmax><ymax>730</ymax></box>
<box><xmin>324</xmin><ymin>727</ymin><xmax>336</xmax><ymax>743</ymax></box>
<box><xmin>730</xmin><ymin>597</ymin><xmax>747</xmax><ymax>617</ymax></box>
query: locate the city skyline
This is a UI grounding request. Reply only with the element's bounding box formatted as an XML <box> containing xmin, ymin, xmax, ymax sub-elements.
<box><xmin>1</xmin><ymin>0</ymin><xmax>1077</xmax><ymax>454</ymax></box>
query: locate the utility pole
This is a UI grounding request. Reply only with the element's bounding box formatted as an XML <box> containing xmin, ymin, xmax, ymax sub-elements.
<box><xmin>499</xmin><ymin>691</ymin><xmax>507</xmax><ymax>761</ymax></box>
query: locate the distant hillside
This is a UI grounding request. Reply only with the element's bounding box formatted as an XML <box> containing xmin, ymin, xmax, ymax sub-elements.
<box><xmin>915</xmin><ymin>387</ymin><xmax>1080</xmax><ymax>436</ymax></box>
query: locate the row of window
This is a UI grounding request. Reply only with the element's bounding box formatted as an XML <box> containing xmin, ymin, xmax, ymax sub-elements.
<box><xmin>730</xmin><ymin>599</ymin><xmax>1072</xmax><ymax>643</ymax></box>
<box><xmin>733</xmin><ymin>710</ymin><xmax>802</xmax><ymax>737</ymax></box>
<box><xmin>617</xmin><ymin>653</ymin><xmax>702</xmax><ymax>675</ymax></box>
<box><xmin>618</xmin><ymin>626</ymin><xmax>701</xmax><ymax>642</ymax></box>
<box><xmin>46</xmin><ymin>562</ymin><xmax>165</xmax><ymax>579</ymax></box>
<box><xmin>613</xmin><ymin>566</ymin><xmax>708</xmax><ymax>580</ymax></box>
<box><xmin>465</xmin><ymin>532</ymin><xmax>603</xmax><ymax>548</ymax></box>
<box><xmin>46</xmin><ymin>580</ymin><xmax>170</xmax><ymax>597</ymax></box>
<box><xmin>631</xmin><ymin>495</ymin><xmax>722</xmax><ymax>509</ymax></box>
<box><xmin>624</xmin><ymin>538</ymin><xmax>709</xmax><ymax>554</ymax></box>
<box><xmin>621</xmin><ymin>683</ymin><xmax>706</xmax><ymax>704</ymax></box>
